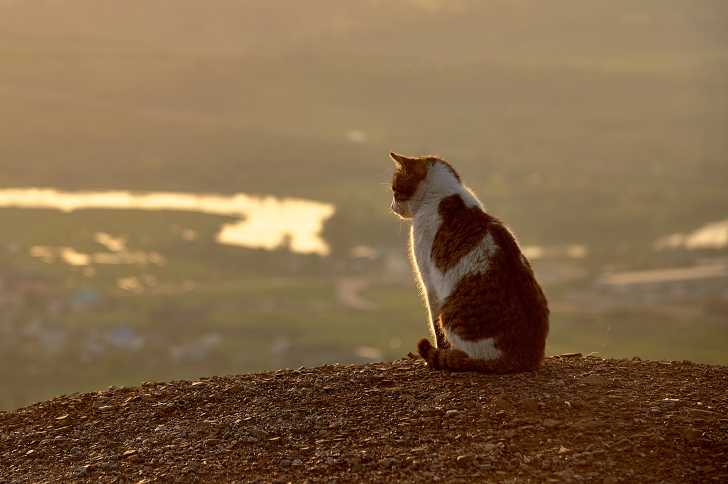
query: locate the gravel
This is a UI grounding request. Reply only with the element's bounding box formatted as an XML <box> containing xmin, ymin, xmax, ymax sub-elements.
<box><xmin>1</xmin><ymin>355</ymin><xmax>727</xmax><ymax>482</ymax></box>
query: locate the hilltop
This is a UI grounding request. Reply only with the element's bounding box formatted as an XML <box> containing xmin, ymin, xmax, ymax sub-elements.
<box><xmin>1</xmin><ymin>356</ymin><xmax>727</xmax><ymax>482</ymax></box>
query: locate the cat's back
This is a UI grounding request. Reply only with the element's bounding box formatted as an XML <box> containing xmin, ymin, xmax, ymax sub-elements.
<box><xmin>427</xmin><ymin>190</ymin><xmax>549</xmax><ymax>317</ymax></box>
<box><xmin>437</xmin><ymin>195</ymin><xmax>549</xmax><ymax>354</ymax></box>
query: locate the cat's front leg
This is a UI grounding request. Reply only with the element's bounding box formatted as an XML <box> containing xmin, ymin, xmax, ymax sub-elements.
<box><xmin>426</xmin><ymin>293</ymin><xmax>449</xmax><ymax>349</ymax></box>
<box><xmin>433</xmin><ymin>315</ymin><xmax>449</xmax><ymax>349</ymax></box>
<box><xmin>425</xmin><ymin>288</ymin><xmax>449</xmax><ymax>348</ymax></box>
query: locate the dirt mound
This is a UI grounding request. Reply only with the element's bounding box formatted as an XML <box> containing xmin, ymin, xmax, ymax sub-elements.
<box><xmin>1</xmin><ymin>356</ymin><xmax>727</xmax><ymax>482</ymax></box>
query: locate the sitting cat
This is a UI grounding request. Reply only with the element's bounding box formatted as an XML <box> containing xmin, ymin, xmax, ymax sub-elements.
<box><xmin>389</xmin><ymin>152</ymin><xmax>549</xmax><ymax>373</ymax></box>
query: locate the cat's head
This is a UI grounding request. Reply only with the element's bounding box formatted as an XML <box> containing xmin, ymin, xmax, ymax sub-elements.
<box><xmin>389</xmin><ymin>152</ymin><xmax>461</xmax><ymax>219</ymax></box>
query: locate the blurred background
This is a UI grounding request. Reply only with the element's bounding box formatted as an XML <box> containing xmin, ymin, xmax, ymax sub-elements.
<box><xmin>1</xmin><ymin>0</ymin><xmax>727</xmax><ymax>410</ymax></box>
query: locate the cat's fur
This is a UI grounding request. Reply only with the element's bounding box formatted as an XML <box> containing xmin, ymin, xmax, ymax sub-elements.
<box><xmin>389</xmin><ymin>152</ymin><xmax>549</xmax><ymax>373</ymax></box>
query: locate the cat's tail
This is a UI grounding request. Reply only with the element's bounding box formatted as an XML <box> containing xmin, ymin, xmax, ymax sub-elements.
<box><xmin>417</xmin><ymin>338</ymin><xmax>533</xmax><ymax>374</ymax></box>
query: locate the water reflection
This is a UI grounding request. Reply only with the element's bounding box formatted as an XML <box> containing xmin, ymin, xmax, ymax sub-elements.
<box><xmin>522</xmin><ymin>244</ymin><xmax>588</xmax><ymax>260</ymax></box>
<box><xmin>0</xmin><ymin>188</ymin><xmax>336</xmax><ymax>255</ymax></box>
<box><xmin>655</xmin><ymin>219</ymin><xmax>728</xmax><ymax>251</ymax></box>
<box><xmin>95</xmin><ymin>232</ymin><xmax>126</xmax><ymax>252</ymax></box>
<box><xmin>598</xmin><ymin>261</ymin><xmax>728</xmax><ymax>287</ymax></box>
<box><xmin>30</xmin><ymin>245</ymin><xmax>165</xmax><ymax>267</ymax></box>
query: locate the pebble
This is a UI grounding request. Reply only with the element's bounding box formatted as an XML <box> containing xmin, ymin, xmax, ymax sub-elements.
<box><xmin>522</xmin><ymin>399</ymin><xmax>539</xmax><ymax>411</ymax></box>
<box><xmin>582</xmin><ymin>375</ymin><xmax>608</xmax><ymax>385</ymax></box>
<box><xmin>380</xmin><ymin>458</ymin><xmax>397</xmax><ymax>467</ymax></box>
<box><xmin>543</xmin><ymin>419</ymin><xmax>561</xmax><ymax>428</ymax></box>
<box><xmin>456</xmin><ymin>454</ymin><xmax>473</xmax><ymax>463</ymax></box>
<box><xmin>74</xmin><ymin>465</ymin><xmax>92</xmax><ymax>477</ymax></box>
<box><xmin>100</xmin><ymin>461</ymin><xmax>118</xmax><ymax>471</ymax></box>
<box><xmin>681</xmin><ymin>428</ymin><xmax>700</xmax><ymax>442</ymax></box>
<box><xmin>491</xmin><ymin>397</ymin><xmax>508</xmax><ymax>409</ymax></box>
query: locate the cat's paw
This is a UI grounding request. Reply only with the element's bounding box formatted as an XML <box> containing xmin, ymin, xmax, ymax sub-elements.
<box><xmin>417</xmin><ymin>338</ymin><xmax>435</xmax><ymax>360</ymax></box>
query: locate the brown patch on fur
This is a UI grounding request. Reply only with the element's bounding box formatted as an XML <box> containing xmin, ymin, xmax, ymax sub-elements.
<box><xmin>437</xmin><ymin>220</ymin><xmax>550</xmax><ymax>372</ymax></box>
<box><xmin>433</xmin><ymin>323</ymin><xmax>449</xmax><ymax>350</ymax></box>
<box><xmin>431</xmin><ymin>194</ymin><xmax>490</xmax><ymax>273</ymax></box>
<box><xmin>390</xmin><ymin>153</ymin><xmax>461</xmax><ymax>202</ymax></box>
<box><xmin>390</xmin><ymin>154</ymin><xmax>429</xmax><ymax>202</ymax></box>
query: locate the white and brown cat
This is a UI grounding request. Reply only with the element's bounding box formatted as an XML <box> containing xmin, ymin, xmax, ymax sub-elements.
<box><xmin>389</xmin><ymin>152</ymin><xmax>549</xmax><ymax>373</ymax></box>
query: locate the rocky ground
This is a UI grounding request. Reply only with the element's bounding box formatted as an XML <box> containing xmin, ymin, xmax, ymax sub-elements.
<box><xmin>1</xmin><ymin>355</ymin><xmax>727</xmax><ymax>483</ymax></box>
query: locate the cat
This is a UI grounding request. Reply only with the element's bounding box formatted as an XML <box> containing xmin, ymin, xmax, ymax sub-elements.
<box><xmin>389</xmin><ymin>152</ymin><xmax>549</xmax><ymax>373</ymax></box>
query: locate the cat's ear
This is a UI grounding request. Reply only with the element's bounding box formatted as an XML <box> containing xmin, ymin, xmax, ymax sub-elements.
<box><xmin>390</xmin><ymin>152</ymin><xmax>409</xmax><ymax>170</ymax></box>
